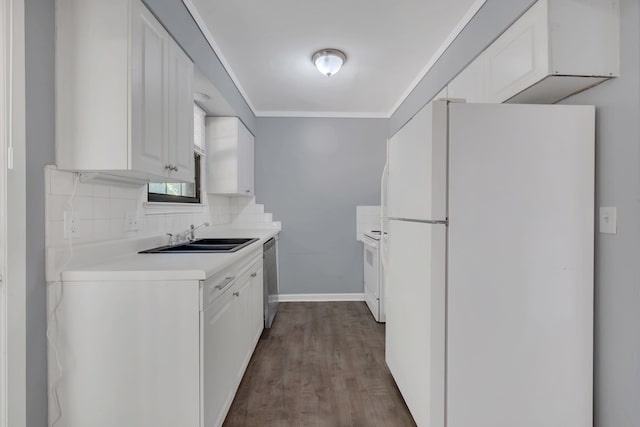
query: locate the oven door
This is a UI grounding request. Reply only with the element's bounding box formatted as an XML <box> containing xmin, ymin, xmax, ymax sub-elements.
<box><xmin>363</xmin><ymin>235</ymin><xmax>380</xmax><ymax>301</ymax></box>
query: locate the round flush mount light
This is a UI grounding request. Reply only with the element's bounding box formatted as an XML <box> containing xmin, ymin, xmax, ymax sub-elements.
<box><xmin>194</xmin><ymin>92</ymin><xmax>211</xmax><ymax>103</ymax></box>
<box><xmin>312</xmin><ymin>49</ymin><xmax>346</xmax><ymax>77</ymax></box>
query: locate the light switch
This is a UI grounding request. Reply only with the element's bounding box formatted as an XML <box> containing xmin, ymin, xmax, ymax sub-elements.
<box><xmin>599</xmin><ymin>207</ymin><xmax>617</xmax><ymax>234</ymax></box>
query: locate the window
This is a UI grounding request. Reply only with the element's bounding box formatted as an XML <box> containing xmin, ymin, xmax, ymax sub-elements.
<box><xmin>148</xmin><ymin>152</ymin><xmax>201</xmax><ymax>203</ymax></box>
<box><xmin>147</xmin><ymin>104</ymin><xmax>206</xmax><ymax>203</ymax></box>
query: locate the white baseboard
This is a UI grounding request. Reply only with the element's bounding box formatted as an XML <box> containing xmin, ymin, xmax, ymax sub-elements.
<box><xmin>277</xmin><ymin>293</ymin><xmax>365</xmax><ymax>302</ymax></box>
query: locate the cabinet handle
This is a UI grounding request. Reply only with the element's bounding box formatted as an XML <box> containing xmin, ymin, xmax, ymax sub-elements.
<box><xmin>172</xmin><ymin>166</ymin><xmax>179</xmax><ymax>172</ymax></box>
<box><xmin>233</xmin><ymin>291</ymin><xmax>240</xmax><ymax>297</ymax></box>
<box><xmin>214</xmin><ymin>276</ymin><xmax>235</xmax><ymax>290</ymax></box>
<box><xmin>165</xmin><ymin>164</ymin><xmax>173</xmax><ymax>171</ymax></box>
<box><xmin>245</xmin><ymin>189</ymin><xmax>251</xmax><ymax>193</ymax></box>
<box><xmin>250</xmin><ymin>272</ymin><xmax>257</xmax><ymax>278</ymax></box>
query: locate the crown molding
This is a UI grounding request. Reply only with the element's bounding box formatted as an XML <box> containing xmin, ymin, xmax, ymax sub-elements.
<box><xmin>255</xmin><ymin>110</ymin><xmax>391</xmax><ymax>119</ymax></box>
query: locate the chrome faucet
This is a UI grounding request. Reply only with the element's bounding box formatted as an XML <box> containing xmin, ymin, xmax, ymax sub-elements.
<box><xmin>166</xmin><ymin>233</ymin><xmax>177</xmax><ymax>246</ymax></box>
<box><xmin>186</xmin><ymin>222</ymin><xmax>210</xmax><ymax>242</ymax></box>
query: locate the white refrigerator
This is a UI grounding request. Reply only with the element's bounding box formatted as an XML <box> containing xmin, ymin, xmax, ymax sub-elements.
<box><xmin>384</xmin><ymin>101</ymin><xmax>594</xmax><ymax>427</ymax></box>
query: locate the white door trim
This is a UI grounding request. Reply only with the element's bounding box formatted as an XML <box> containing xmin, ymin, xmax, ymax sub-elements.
<box><xmin>0</xmin><ymin>0</ymin><xmax>8</xmax><ymax>423</ymax></box>
<box><xmin>2</xmin><ymin>0</ymin><xmax>26</xmax><ymax>426</ymax></box>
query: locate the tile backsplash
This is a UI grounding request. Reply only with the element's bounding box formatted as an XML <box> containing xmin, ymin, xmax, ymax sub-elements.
<box><xmin>45</xmin><ymin>166</ymin><xmax>276</xmax><ymax>248</ymax></box>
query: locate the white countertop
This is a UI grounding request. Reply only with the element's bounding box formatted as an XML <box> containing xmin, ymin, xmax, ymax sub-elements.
<box><xmin>59</xmin><ymin>227</ymin><xmax>280</xmax><ymax>283</ymax></box>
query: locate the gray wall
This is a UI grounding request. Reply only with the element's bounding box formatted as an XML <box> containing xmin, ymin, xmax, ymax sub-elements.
<box><xmin>391</xmin><ymin>0</ymin><xmax>640</xmax><ymax>425</ymax></box>
<box><xmin>559</xmin><ymin>1</ymin><xmax>640</xmax><ymax>424</ymax></box>
<box><xmin>256</xmin><ymin>118</ymin><xmax>387</xmax><ymax>294</ymax></box>
<box><xmin>25</xmin><ymin>0</ymin><xmax>55</xmax><ymax>426</ymax></box>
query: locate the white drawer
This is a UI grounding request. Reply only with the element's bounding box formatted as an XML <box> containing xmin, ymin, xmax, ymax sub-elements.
<box><xmin>201</xmin><ymin>249</ymin><xmax>261</xmax><ymax>310</ymax></box>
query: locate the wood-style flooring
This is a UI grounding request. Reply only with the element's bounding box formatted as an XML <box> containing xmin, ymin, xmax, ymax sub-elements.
<box><xmin>223</xmin><ymin>302</ymin><xmax>416</xmax><ymax>427</ymax></box>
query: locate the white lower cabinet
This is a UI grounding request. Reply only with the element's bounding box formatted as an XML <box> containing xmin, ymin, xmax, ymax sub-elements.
<box><xmin>49</xmin><ymin>251</ymin><xmax>264</xmax><ymax>427</ymax></box>
<box><xmin>203</xmin><ymin>257</ymin><xmax>264</xmax><ymax>427</ymax></box>
<box><xmin>203</xmin><ymin>288</ymin><xmax>238</xmax><ymax>427</ymax></box>
<box><xmin>50</xmin><ymin>280</ymin><xmax>201</xmax><ymax>427</ymax></box>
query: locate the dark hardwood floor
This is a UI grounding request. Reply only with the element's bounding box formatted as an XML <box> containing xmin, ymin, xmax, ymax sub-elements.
<box><xmin>223</xmin><ymin>302</ymin><xmax>417</xmax><ymax>427</ymax></box>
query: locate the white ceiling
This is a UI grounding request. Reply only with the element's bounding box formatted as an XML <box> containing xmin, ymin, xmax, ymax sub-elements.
<box><xmin>184</xmin><ymin>0</ymin><xmax>485</xmax><ymax>118</ymax></box>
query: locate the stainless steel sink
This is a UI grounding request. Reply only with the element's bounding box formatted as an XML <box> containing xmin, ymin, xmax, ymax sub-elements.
<box><xmin>139</xmin><ymin>238</ymin><xmax>259</xmax><ymax>254</ymax></box>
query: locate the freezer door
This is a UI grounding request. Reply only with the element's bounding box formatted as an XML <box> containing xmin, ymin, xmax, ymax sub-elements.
<box><xmin>447</xmin><ymin>103</ymin><xmax>594</xmax><ymax>427</ymax></box>
<box><xmin>387</xmin><ymin>101</ymin><xmax>448</xmax><ymax>221</ymax></box>
<box><xmin>385</xmin><ymin>219</ymin><xmax>446</xmax><ymax>427</ymax></box>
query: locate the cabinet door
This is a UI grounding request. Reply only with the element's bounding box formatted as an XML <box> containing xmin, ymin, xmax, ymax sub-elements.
<box><xmin>249</xmin><ymin>265</ymin><xmax>264</xmax><ymax>344</ymax></box>
<box><xmin>203</xmin><ymin>289</ymin><xmax>237</xmax><ymax>427</ymax></box>
<box><xmin>232</xmin><ymin>263</ymin><xmax>263</xmax><ymax>381</ymax></box>
<box><xmin>233</xmin><ymin>272</ymin><xmax>254</xmax><ymax>379</ymax></box>
<box><xmin>237</xmin><ymin>123</ymin><xmax>254</xmax><ymax>196</ymax></box>
<box><xmin>245</xmin><ymin>130</ymin><xmax>255</xmax><ymax>196</ymax></box>
<box><xmin>236</xmin><ymin>124</ymin><xmax>247</xmax><ymax>194</ymax></box>
<box><xmin>58</xmin><ymin>280</ymin><xmax>200</xmax><ymax>427</ymax></box>
<box><xmin>131</xmin><ymin>0</ymin><xmax>169</xmax><ymax>177</ymax></box>
<box><xmin>167</xmin><ymin>40</ymin><xmax>195</xmax><ymax>183</ymax></box>
<box><xmin>483</xmin><ymin>0</ymin><xmax>549</xmax><ymax>102</ymax></box>
<box><xmin>206</xmin><ymin>117</ymin><xmax>241</xmax><ymax>194</ymax></box>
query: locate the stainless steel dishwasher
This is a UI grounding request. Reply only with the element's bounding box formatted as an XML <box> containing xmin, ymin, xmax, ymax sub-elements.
<box><xmin>263</xmin><ymin>237</ymin><xmax>279</xmax><ymax>328</ymax></box>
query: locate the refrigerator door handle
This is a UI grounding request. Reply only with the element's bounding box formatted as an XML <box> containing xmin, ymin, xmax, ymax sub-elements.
<box><xmin>380</xmin><ymin>139</ymin><xmax>390</xmax><ymax>272</ymax></box>
<box><xmin>387</xmin><ymin>218</ymin><xmax>448</xmax><ymax>225</ymax></box>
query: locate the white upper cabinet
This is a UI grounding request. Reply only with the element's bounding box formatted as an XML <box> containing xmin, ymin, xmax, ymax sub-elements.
<box><xmin>206</xmin><ymin>117</ymin><xmax>255</xmax><ymax>196</ymax></box>
<box><xmin>56</xmin><ymin>0</ymin><xmax>195</xmax><ymax>183</ymax></box>
<box><xmin>167</xmin><ymin>42</ymin><xmax>196</xmax><ymax>182</ymax></box>
<box><xmin>448</xmin><ymin>0</ymin><xmax>619</xmax><ymax>104</ymax></box>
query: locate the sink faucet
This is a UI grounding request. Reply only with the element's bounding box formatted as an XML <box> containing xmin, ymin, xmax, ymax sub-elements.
<box><xmin>166</xmin><ymin>233</ymin><xmax>177</xmax><ymax>246</ymax></box>
<box><xmin>186</xmin><ymin>222</ymin><xmax>210</xmax><ymax>242</ymax></box>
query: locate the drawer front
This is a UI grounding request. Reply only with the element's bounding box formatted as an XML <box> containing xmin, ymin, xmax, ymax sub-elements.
<box><xmin>202</xmin><ymin>249</ymin><xmax>261</xmax><ymax>310</ymax></box>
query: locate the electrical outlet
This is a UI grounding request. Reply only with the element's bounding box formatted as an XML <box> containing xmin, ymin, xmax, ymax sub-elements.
<box><xmin>126</xmin><ymin>214</ymin><xmax>139</xmax><ymax>232</ymax></box>
<box><xmin>64</xmin><ymin>211</ymin><xmax>79</xmax><ymax>239</ymax></box>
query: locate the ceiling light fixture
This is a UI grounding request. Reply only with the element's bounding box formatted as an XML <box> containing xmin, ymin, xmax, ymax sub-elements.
<box><xmin>194</xmin><ymin>92</ymin><xmax>211</xmax><ymax>103</ymax></box>
<box><xmin>312</xmin><ymin>49</ymin><xmax>346</xmax><ymax>77</ymax></box>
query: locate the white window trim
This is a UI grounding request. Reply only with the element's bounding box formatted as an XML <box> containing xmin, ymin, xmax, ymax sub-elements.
<box><xmin>1</xmin><ymin>1</ymin><xmax>26</xmax><ymax>426</ymax></box>
<box><xmin>143</xmin><ymin>201</ymin><xmax>206</xmax><ymax>216</ymax></box>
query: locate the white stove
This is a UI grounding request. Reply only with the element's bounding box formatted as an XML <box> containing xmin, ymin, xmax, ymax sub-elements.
<box><xmin>362</xmin><ymin>230</ymin><xmax>385</xmax><ymax>322</ymax></box>
<box><xmin>364</xmin><ymin>230</ymin><xmax>383</xmax><ymax>240</ymax></box>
